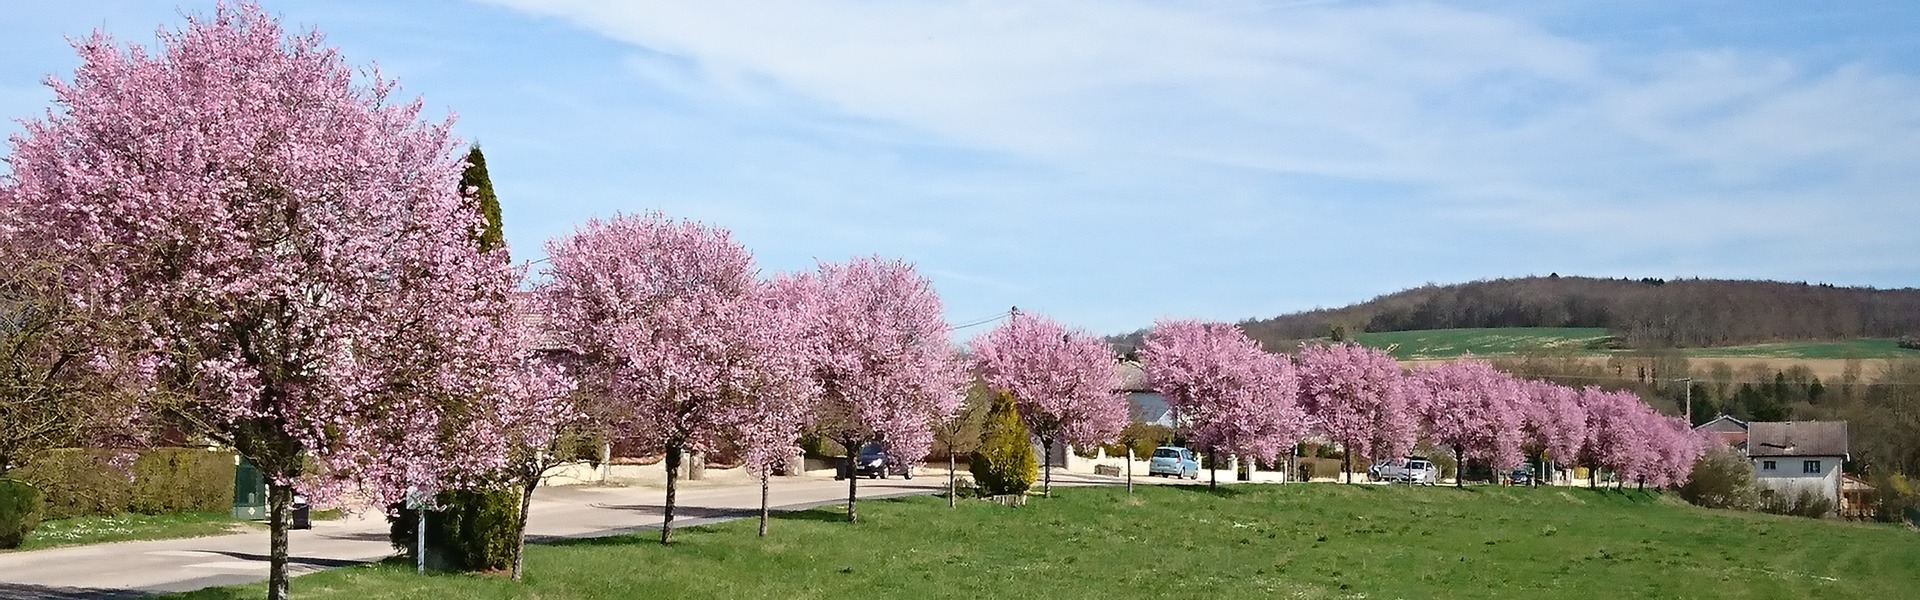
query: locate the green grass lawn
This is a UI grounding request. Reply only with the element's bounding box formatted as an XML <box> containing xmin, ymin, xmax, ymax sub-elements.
<box><xmin>161</xmin><ymin>484</ymin><xmax>1920</xmax><ymax>600</ymax></box>
<box><xmin>12</xmin><ymin>511</ymin><xmax>253</xmax><ymax>551</ymax></box>
<box><xmin>1351</xmin><ymin>327</ymin><xmax>1920</xmax><ymax>361</ymax></box>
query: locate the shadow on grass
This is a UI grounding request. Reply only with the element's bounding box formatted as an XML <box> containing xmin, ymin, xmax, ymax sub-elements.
<box><xmin>1156</xmin><ymin>484</ymin><xmax>1252</xmax><ymax>498</ymax></box>
<box><xmin>589</xmin><ymin>504</ymin><xmax>758</xmax><ymax>520</ymax></box>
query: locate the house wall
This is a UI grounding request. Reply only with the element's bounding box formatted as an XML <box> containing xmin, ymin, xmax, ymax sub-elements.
<box><xmin>1752</xmin><ymin>454</ymin><xmax>1844</xmax><ymax>507</ymax></box>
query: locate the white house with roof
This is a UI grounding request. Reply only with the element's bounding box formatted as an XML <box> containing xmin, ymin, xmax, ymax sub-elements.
<box><xmin>1745</xmin><ymin>420</ymin><xmax>1849</xmax><ymax>512</ymax></box>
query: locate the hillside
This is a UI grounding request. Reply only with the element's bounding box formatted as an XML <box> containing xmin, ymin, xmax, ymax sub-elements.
<box><xmin>1226</xmin><ymin>276</ymin><xmax>1920</xmax><ymax>351</ymax></box>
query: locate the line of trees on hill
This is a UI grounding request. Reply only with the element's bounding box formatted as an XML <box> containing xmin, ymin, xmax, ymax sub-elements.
<box><xmin>1218</xmin><ymin>276</ymin><xmax>1920</xmax><ymax>349</ymax></box>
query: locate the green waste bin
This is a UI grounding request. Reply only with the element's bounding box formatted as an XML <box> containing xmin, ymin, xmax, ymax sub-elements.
<box><xmin>233</xmin><ymin>457</ymin><xmax>267</xmax><ymax>520</ymax></box>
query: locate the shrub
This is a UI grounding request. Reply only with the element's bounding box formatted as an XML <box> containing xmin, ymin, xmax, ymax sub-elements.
<box><xmin>389</xmin><ymin>488</ymin><xmax>522</xmax><ymax>572</ymax></box>
<box><xmin>1758</xmin><ymin>488</ymin><xmax>1834</xmax><ymax>519</ymax></box>
<box><xmin>1679</xmin><ymin>445</ymin><xmax>1758</xmax><ymax>510</ymax></box>
<box><xmin>130</xmin><ymin>449</ymin><xmax>237</xmax><ymax>514</ymax></box>
<box><xmin>1100</xmin><ymin>422</ymin><xmax>1174</xmax><ymax>460</ymax></box>
<box><xmin>12</xmin><ymin>449</ymin><xmax>134</xmax><ymax>519</ymax></box>
<box><xmin>0</xmin><ymin>479</ymin><xmax>46</xmax><ymax>549</ymax></box>
<box><xmin>970</xmin><ymin>392</ymin><xmax>1036</xmax><ymax>496</ymax></box>
<box><xmin>13</xmin><ymin>448</ymin><xmax>236</xmax><ymax>519</ymax></box>
<box><xmin>1874</xmin><ymin>472</ymin><xmax>1917</xmax><ymax>524</ymax></box>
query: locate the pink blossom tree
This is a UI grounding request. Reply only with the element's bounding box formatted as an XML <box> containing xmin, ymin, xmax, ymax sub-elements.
<box><xmin>1140</xmin><ymin>319</ymin><xmax>1305</xmax><ymax>489</ymax></box>
<box><xmin>1517</xmin><ymin>380</ymin><xmax>1587</xmax><ymax>486</ymax></box>
<box><xmin>1295</xmin><ymin>342</ymin><xmax>1412</xmax><ymax>483</ymax></box>
<box><xmin>970</xmin><ymin>312</ymin><xmax>1128</xmax><ymax>498</ymax></box>
<box><xmin>539</xmin><ymin>213</ymin><xmax>809</xmax><ymax>545</ymax></box>
<box><xmin>0</xmin><ymin>4</ymin><xmax>513</xmax><ymax>597</ymax></box>
<box><xmin>724</xmin><ymin>272</ymin><xmax>822</xmax><ymax>536</ymax></box>
<box><xmin>1412</xmin><ymin>359</ymin><xmax>1524</xmax><ymax>487</ymax></box>
<box><xmin>782</xmin><ymin>257</ymin><xmax>964</xmax><ymax>522</ymax></box>
<box><xmin>1577</xmin><ymin>387</ymin><xmax>1641</xmax><ymax>488</ymax></box>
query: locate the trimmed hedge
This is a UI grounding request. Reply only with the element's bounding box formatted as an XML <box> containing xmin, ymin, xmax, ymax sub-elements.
<box><xmin>390</xmin><ymin>488</ymin><xmax>522</xmax><ymax>572</ymax></box>
<box><xmin>0</xmin><ymin>479</ymin><xmax>45</xmax><ymax>549</ymax></box>
<box><xmin>12</xmin><ymin>448</ymin><xmax>236</xmax><ymax>519</ymax></box>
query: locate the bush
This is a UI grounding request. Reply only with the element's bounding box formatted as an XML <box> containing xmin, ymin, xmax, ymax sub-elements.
<box><xmin>1874</xmin><ymin>472</ymin><xmax>1917</xmax><ymax>524</ymax></box>
<box><xmin>1758</xmin><ymin>488</ymin><xmax>1835</xmax><ymax>519</ymax></box>
<box><xmin>1100</xmin><ymin>422</ymin><xmax>1174</xmax><ymax>459</ymax></box>
<box><xmin>1679</xmin><ymin>445</ymin><xmax>1759</xmax><ymax>511</ymax></box>
<box><xmin>0</xmin><ymin>479</ymin><xmax>46</xmax><ymax>549</ymax></box>
<box><xmin>130</xmin><ymin>449</ymin><xmax>238</xmax><ymax>514</ymax></box>
<box><xmin>390</xmin><ymin>488</ymin><xmax>522</xmax><ymax>572</ymax></box>
<box><xmin>12</xmin><ymin>448</ymin><xmax>236</xmax><ymax>519</ymax></box>
<box><xmin>970</xmin><ymin>392</ymin><xmax>1036</xmax><ymax>496</ymax></box>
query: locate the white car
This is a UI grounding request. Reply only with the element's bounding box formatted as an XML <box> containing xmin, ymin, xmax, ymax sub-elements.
<box><xmin>1394</xmin><ymin>459</ymin><xmax>1439</xmax><ymax>485</ymax></box>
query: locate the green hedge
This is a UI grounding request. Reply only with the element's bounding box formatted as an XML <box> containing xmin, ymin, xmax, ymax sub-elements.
<box><xmin>390</xmin><ymin>488</ymin><xmax>522</xmax><ymax>572</ymax></box>
<box><xmin>0</xmin><ymin>479</ymin><xmax>45</xmax><ymax>549</ymax></box>
<box><xmin>12</xmin><ymin>448</ymin><xmax>236</xmax><ymax>519</ymax></box>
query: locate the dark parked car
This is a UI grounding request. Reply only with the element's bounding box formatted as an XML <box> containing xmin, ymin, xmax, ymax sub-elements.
<box><xmin>837</xmin><ymin>442</ymin><xmax>913</xmax><ymax>480</ymax></box>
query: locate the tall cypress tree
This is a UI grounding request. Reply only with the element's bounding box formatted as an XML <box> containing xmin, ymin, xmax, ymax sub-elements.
<box><xmin>461</xmin><ymin>145</ymin><xmax>505</xmax><ymax>256</ymax></box>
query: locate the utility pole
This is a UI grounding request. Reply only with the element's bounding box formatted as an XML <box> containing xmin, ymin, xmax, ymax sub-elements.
<box><xmin>1680</xmin><ymin>377</ymin><xmax>1693</xmax><ymax>425</ymax></box>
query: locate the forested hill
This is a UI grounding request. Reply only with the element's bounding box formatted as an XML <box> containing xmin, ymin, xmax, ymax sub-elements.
<box><xmin>1177</xmin><ymin>276</ymin><xmax>1920</xmax><ymax>350</ymax></box>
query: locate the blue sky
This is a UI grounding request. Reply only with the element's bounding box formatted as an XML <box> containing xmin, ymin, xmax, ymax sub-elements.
<box><xmin>4</xmin><ymin>1</ymin><xmax>1918</xmax><ymax>335</ymax></box>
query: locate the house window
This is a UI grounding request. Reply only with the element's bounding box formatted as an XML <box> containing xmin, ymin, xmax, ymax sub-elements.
<box><xmin>1762</xmin><ymin>460</ymin><xmax>1776</xmax><ymax>471</ymax></box>
<box><xmin>1803</xmin><ymin>460</ymin><xmax>1822</xmax><ymax>474</ymax></box>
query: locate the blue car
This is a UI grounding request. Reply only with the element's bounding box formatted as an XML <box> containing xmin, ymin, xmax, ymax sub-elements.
<box><xmin>1148</xmin><ymin>446</ymin><xmax>1199</xmax><ymax>479</ymax></box>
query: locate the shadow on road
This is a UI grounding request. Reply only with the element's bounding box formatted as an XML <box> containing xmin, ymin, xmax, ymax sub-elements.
<box><xmin>0</xmin><ymin>582</ymin><xmax>153</xmax><ymax>600</ymax></box>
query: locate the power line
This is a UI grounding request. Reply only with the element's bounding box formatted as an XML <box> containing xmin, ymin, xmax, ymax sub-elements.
<box><xmin>946</xmin><ymin>309</ymin><xmax>1012</xmax><ymax>332</ymax></box>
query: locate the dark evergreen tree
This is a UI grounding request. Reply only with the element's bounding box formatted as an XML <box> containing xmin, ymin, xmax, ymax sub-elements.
<box><xmin>461</xmin><ymin>145</ymin><xmax>505</xmax><ymax>256</ymax></box>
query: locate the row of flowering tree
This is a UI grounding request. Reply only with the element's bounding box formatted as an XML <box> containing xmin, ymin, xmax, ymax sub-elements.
<box><xmin>1138</xmin><ymin>321</ymin><xmax>1705</xmax><ymax>490</ymax></box>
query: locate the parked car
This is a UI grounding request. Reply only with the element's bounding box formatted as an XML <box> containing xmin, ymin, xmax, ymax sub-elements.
<box><xmin>1397</xmin><ymin>461</ymin><xmax>1443</xmax><ymax>484</ymax></box>
<box><xmin>1368</xmin><ymin>458</ymin><xmax>1407</xmax><ymax>481</ymax></box>
<box><xmin>838</xmin><ymin>442</ymin><xmax>913</xmax><ymax>480</ymax></box>
<box><xmin>1508</xmin><ymin>467</ymin><xmax>1535</xmax><ymax>486</ymax></box>
<box><xmin>1147</xmin><ymin>446</ymin><xmax>1200</xmax><ymax>479</ymax></box>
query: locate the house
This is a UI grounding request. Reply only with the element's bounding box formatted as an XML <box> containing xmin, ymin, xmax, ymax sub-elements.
<box><xmin>1746</xmin><ymin>420</ymin><xmax>1849</xmax><ymax>513</ymax></box>
<box><xmin>1692</xmin><ymin>414</ymin><xmax>1750</xmax><ymax>449</ymax></box>
<box><xmin>1115</xmin><ymin>361</ymin><xmax>1174</xmax><ymax>427</ymax></box>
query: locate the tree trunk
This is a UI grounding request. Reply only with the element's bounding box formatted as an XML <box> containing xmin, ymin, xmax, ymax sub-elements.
<box><xmin>1209</xmin><ymin>449</ymin><xmax>1218</xmax><ymax>490</ymax></box>
<box><xmin>266</xmin><ymin>481</ymin><xmax>291</xmax><ymax>600</ymax></box>
<box><xmin>1125</xmin><ymin>447</ymin><xmax>1133</xmax><ymax>494</ymax></box>
<box><xmin>512</xmin><ymin>476</ymin><xmax>537</xmax><ymax>581</ymax></box>
<box><xmin>662</xmin><ymin>447</ymin><xmax>681</xmax><ymax>545</ymax></box>
<box><xmin>844</xmin><ymin>452</ymin><xmax>859</xmax><ymax>523</ymax></box>
<box><xmin>1343</xmin><ymin>442</ymin><xmax>1353</xmax><ymax>484</ymax></box>
<box><xmin>1454</xmin><ymin>448</ymin><xmax>1464</xmax><ymax>489</ymax></box>
<box><xmin>1042</xmin><ymin>438</ymin><xmax>1054</xmax><ymax>498</ymax></box>
<box><xmin>758</xmin><ymin>471</ymin><xmax>770</xmax><ymax>537</ymax></box>
<box><xmin>948</xmin><ymin>454</ymin><xmax>957</xmax><ymax>508</ymax></box>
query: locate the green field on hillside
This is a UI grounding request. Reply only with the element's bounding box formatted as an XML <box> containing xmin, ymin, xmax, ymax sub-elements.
<box><xmin>166</xmin><ymin>484</ymin><xmax>1920</xmax><ymax>600</ymax></box>
<box><xmin>1351</xmin><ymin>327</ymin><xmax>1920</xmax><ymax>361</ymax></box>
<box><xmin>1352</xmin><ymin>327</ymin><xmax>1613</xmax><ymax>360</ymax></box>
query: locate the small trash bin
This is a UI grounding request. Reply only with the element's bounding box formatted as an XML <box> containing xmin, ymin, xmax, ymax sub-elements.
<box><xmin>291</xmin><ymin>494</ymin><xmax>312</xmax><ymax>530</ymax></box>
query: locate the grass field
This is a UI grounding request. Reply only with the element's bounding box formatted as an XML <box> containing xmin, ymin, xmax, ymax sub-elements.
<box><xmin>163</xmin><ymin>484</ymin><xmax>1920</xmax><ymax>600</ymax></box>
<box><xmin>10</xmin><ymin>512</ymin><xmax>251</xmax><ymax>551</ymax></box>
<box><xmin>1351</xmin><ymin>327</ymin><xmax>1920</xmax><ymax>361</ymax></box>
<box><xmin>1352</xmin><ymin>327</ymin><xmax>1613</xmax><ymax>360</ymax></box>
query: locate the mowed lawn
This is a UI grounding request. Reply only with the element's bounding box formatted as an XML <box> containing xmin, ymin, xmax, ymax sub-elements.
<box><xmin>163</xmin><ymin>484</ymin><xmax>1920</xmax><ymax>600</ymax></box>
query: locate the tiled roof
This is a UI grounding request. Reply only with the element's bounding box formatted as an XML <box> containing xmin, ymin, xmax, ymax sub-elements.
<box><xmin>1746</xmin><ymin>421</ymin><xmax>1849</xmax><ymax>458</ymax></box>
<box><xmin>1114</xmin><ymin>360</ymin><xmax>1153</xmax><ymax>392</ymax></box>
